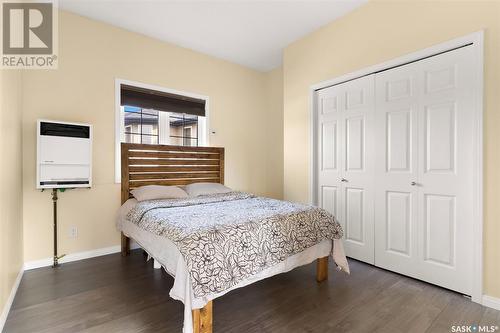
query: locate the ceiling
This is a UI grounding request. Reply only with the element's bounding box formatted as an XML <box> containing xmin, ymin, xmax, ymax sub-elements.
<box><xmin>59</xmin><ymin>0</ymin><xmax>367</xmax><ymax>72</ymax></box>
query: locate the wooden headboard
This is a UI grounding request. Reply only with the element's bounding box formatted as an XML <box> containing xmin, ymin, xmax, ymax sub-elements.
<box><xmin>121</xmin><ymin>143</ymin><xmax>224</xmax><ymax>204</ymax></box>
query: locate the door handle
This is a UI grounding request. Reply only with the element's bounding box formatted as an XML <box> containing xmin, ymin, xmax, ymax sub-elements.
<box><xmin>411</xmin><ymin>181</ymin><xmax>418</xmax><ymax>186</ymax></box>
<box><xmin>341</xmin><ymin>178</ymin><xmax>348</xmax><ymax>182</ymax></box>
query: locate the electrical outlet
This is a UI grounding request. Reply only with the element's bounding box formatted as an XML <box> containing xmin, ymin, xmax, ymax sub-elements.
<box><xmin>69</xmin><ymin>226</ymin><xmax>78</xmax><ymax>239</ymax></box>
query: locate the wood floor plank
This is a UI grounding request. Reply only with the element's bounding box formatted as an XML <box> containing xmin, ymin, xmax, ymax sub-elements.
<box><xmin>426</xmin><ymin>293</ymin><xmax>486</xmax><ymax>333</ymax></box>
<box><xmin>4</xmin><ymin>251</ymin><xmax>500</xmax><ymax>333</ymax></box>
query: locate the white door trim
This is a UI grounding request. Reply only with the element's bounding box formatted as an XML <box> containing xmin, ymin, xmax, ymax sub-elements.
<box><xmin>114</xmin><ymin>78</ymin><xmax>210</xmax><ymax>183</ymax></box>
<box><xmin>309</xmin><ymin>31</ymin><xmax>484</xmax><ymax>304</ymax></box>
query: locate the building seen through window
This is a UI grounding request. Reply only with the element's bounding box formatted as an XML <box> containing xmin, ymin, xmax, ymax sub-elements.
<box><xmin>121</xmin><ymin>106</ymin><xmax>203</xmax><ymax>146</ymax></box>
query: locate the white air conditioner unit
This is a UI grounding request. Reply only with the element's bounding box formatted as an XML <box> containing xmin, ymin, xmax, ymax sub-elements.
<box><xmin>37</xmin><ymin>120</ymin><xmax>93</xmax><ymax>189</ymax></box>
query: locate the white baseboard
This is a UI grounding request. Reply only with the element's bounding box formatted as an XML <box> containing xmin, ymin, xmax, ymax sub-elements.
<box><xmin>24</xmin><ymin>242</ymin><xmax>142</xmax><ymax>270</ymax></box>
<box><xmin>482</xmin><ymin>295</ymin><xmax>500</xmax><ymax>311</ymax></box>
<box><xmin>24</xmin><ymin>245</ymin><xmax>120</xmax><ymax>270</ymax></box>
<box><xmin>0</xmin><ymin>268</ymin><xmax>24</xmax><ymax>332</ymax></box>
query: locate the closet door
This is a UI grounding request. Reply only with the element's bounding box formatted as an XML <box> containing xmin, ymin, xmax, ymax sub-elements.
<box><xmin>375</xmin><ymin>46</ymin><xmax>475</xmax><ymax>294</ymax></box>
<box><xmin>340</xmin><ymin>76</ymin><xmax>375</xmax><ymax>263</ymax></box>
<box><xmin>317</xmin><ymin>85</ymin><xmax>342</xmax><ymax>225</ymax></box>
<box><xmin>317</xmin><ymin>75</ymin><xmax>375</xmax><ymax>264</ymax></box>
<box><xmin>415</xmin><ymin>46</ymin><xmax>474</xmax><ymax>294</ymax></box>
<box><xmin>374</xmin><ymin>61</ymin><xmax>420</xmax><ymax>276</ymax></box>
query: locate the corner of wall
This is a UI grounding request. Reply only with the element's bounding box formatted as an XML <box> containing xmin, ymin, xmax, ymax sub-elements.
<box><xmin>264</xmin><ymin>66</ymin><xmax>284</xmax><ymax>199</ymax></box>
<box><xmin>0</xmin><ymin>68</ymin><xmax>25</xmax><ymax>331</ymax></box>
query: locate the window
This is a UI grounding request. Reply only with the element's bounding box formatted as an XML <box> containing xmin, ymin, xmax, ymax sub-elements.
<box><xmin>123</xmin><ymin>106</ymin><xmax>159</xmax><ymax>144</ymax></box>
<box><xmin>119</xmin><ymin>84</ymin><xmax>206</xmax><ymax>147</ymax></box>
<box><xmin>120</xmin><ymin>106</ymin><xmax>202</xmax><ymax>146</ymax></box>
<box><xmin>115</xmin><ymin>80</ymin><xmax>209</xmax><ymax>182</ymax></box>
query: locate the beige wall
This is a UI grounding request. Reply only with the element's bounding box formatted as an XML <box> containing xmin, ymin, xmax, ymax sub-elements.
<box><xmin>0</xmin><ymin>69</ymin><xmax>24</xmax><ymax>316</ymax></box>
<box><xmin>22</xmin><ymin>11</ymin><xmax>283</xmax><ymax>262</ymax></box>
<box><xmin>283</xmin><ymin>0</ymin><xmax>500</xmax><ymax>297</ymax></box>
<box><xmin>264</xmin><ymin>67</ymin><xmax>284</xmax><ymax>199</ymax></box>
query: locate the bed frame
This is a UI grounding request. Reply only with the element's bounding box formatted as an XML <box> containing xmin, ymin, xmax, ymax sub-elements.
<box><xmin>120</xmin><ymin>143</ymin><xmax>328</xmax><ymax>333</ymax></box>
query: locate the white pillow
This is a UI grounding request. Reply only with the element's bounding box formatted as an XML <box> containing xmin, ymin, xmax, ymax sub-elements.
<box><xmin>131</xmin><ymin>185</ymin><xmax>188</xmax><ymax>202</ymax></box>
<box><xmin>184</xmin><ymin>182</ymin><xmax>232</xmax><ymax>197</ymax></box>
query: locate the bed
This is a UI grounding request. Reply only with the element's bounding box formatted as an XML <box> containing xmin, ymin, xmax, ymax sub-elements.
<box><xmin>117</xmin><ymin>143</ymin><xmax>349</xmax><ymax>333</ymax></box>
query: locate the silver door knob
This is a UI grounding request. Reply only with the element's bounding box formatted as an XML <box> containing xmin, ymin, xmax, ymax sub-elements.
<box><xmin>411</xmin><ymin>181</ymin><xmax>417</xmax><ymax>186</ymax></box>
<box><xmin>341</xmin><ymin>178</ymin><xmax>348</xmax><ymax>182</ymax></box>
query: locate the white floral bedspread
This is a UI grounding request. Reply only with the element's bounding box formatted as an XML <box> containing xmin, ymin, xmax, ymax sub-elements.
<box><xmin>125</xmin><ymin>192</ymin><xmax>344</xmax><ymax>298</ymax></box>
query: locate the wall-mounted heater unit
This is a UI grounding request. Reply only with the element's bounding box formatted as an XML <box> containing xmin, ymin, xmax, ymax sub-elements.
<box><xmin>37</xmin><ymin>120</ymin><xmax>93</xmax><ymax>189</ymax></box>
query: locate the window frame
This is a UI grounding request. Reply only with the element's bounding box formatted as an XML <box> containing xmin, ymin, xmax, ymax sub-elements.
<box><xmin>183</xmin><ymin>126</ymin><xmax>193</xmax><ymax>146</ymax></box>
<box><xmin>115</xmin><ymin>78</ymin><xmax>210</xmax><ymax>183</ymax></box>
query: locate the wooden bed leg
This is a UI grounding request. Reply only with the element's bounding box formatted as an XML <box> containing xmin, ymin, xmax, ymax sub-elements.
<box><xmin>316</xmin><ymin>256</ymin><xmax>328</xmax><ymax>282</ymax></box>
<box><xmin>121</xmin><ymin>232</ymin><xmax>130</xmax><ymax>257</ymax></box>
<box><xmin>192</xmin><ymin>301</ymin><xmax>213</xmax><ymax>333</ymax></box>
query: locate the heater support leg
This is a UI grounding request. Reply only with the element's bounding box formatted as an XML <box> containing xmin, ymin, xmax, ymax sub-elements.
<box><xmin>51</xmin><ymin>189</ymin><xmax>66</xmax><ymax>267</ymax></box>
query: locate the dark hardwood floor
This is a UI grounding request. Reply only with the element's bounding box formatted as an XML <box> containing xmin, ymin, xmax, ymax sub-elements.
<box><xmin>4</xmin><ymin>250</ymin><xmax>500</xmax><ymax>333</ymax></box>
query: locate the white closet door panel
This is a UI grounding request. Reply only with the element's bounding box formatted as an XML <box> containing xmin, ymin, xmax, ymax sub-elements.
<box><xmin>321</xmin><ymin>185</ymin><xmax>339</xmax><ymax>217</ymax></box>
<box><xmin>416</xmin><ymin>46</ymin><xmax>474</xmax><ymax>294</ymax></box>
<box><xmin>374</xmin><ymin>61</ymin><xmax>420</xmax><ymax>274</ymax></box>
<box><xmin>343</xmin><ymin>186</ymin><xmax>373</xmax><ymax>262</ymax></box>
<box><xmin>345</xmin><ymin>116</ymin><xmax>365</xmax><ymax>171</ymax></box>
<box><xmin>342</xmin><ymin>76</ymin><xmax>375</xmax><ymax>180</ymax></box>
<box><xmin>316</xmin><ymin>75</ymin><xmax>375</xmax><ymax>264</ymax></box>
<box><xmin>345</xmin><ymin>187</ymin><xmax>364</xmax><ymax>243</ymax></box>
<box><xmin>317</xmin><ymin>86</ymin><xmax>342</xmax><ymax>188</ymax></box>
<box><xmin>317</xmin><ymin>85</ymin><xmax>344</xmax><ymax>232</ymax></box>
<box><xmin>386</xmin><ymin>191</ymin><xmax>412</xmax><ymax>256</ymax></box>
<box><xmin>340</xmin><ymin>76</ymin><xmax>375</xmax><ymax>264</ymax></box>
<box><xmin>386</xmin><ymin>110</ymin><xmax>411</xmax><ymax>172</ymax></box>
<box><xmin>424</xmin><ymin>102</ymin><xmax>456</xmax><ymax>174</ymax></box>
<box><xmin>425</xmin><ymin>63</ymin><xmax>456</xmax><ymax>94</ymax></box>
<box><xmin>423</xmin><ymin>194</ymin><xmax>456</xmax><ymax>266</ymax></box>
<box><xmin>320</xmin><ymin>95</ymin><xmax>339</xmax><ymax>115</ymax></box>
<box><xmin>321</xmin><ymin>121</ymin><xmax>338</xmax><ymax>171</ymax></box>
<box><xmin>386</xmin><ymin>77</ymin><xmax>413</xmax><ymax>101</ymax></box>
<box><xmin>345</xmin><ymin>83</ymin><xmax>369</xmax><ymax>110</ymax></box>
<box><xmin>376</xmin><ymin>45</ymin><xmax>474</xmax><ymax>295</ymax></box>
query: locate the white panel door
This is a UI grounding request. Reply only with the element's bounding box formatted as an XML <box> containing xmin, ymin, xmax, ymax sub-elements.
<box><xmin>374</xmin><ymin>61</ymin><xmax>420</xmax><ymax>276</ymax></box>
<box><xmin>416</xmin><ymin>46</ymin><xmax>475</xmax><ymax>294</ymax></box>
<box><xmin>341</xmin><ymin>76</ymin><xmax>375</xmax><ymax>263</ymax></box>
<box><xmin>317</xmin><ymin>75</ymin><xmax>375</xmax><ymax>264</ymax></box>
<box><xmin>374</xmin><ymin>46</ymin><xmax>475</xmax><ymax>294</ymax></box>
<box><xmin>317</xmin><ymin>85</ymin><xmax>342</xmax><ymax>225</ymax></box>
